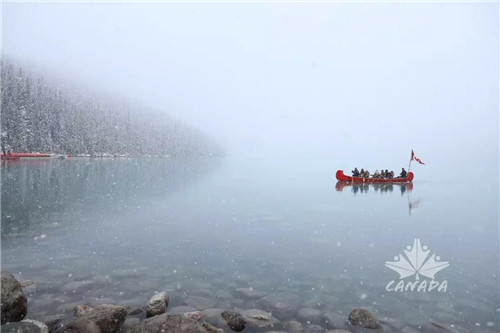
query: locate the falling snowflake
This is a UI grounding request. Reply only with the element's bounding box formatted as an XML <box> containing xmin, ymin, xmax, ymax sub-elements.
<box><xmin>385</xmin><ymin>239</ymin><xmax>449</xmax><ymax>280</ymax></box>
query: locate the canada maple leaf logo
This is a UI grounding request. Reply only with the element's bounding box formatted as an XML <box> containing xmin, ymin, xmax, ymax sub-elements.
<box><xmin>385</xmin><ymin>239</ymin><xmax>449</xmax><ymax>280</ymax></box>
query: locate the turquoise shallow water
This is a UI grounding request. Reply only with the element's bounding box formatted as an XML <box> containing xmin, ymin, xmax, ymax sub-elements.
<box><xmin>1</xmin><ymin>156</ymin><xmax>498</xmax><ymax>332</ymax></box>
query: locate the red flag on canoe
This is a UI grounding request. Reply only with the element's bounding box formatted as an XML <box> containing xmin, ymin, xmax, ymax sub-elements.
<box><xmin>411</xmin><ymin>150</ymin><xmax>425</xmax><ymax>165</ymax></box>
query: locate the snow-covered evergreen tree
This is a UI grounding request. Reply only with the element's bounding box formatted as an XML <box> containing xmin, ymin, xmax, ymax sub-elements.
<box><xmin>0</xmin><ymin>61</ymin><xmax>223</xmax><ymax>157</ymax></box>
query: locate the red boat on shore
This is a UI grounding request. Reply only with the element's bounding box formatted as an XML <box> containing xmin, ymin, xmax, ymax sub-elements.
<box><xmin>11</xmin><ymin>153</ymin><xmax>51</xmax><ymax>158</ymax></box>
<box><xmin>336</xmin><ymin>170</ymin><xmax>414</xmax><ymax>183</ymax></box>
<box><xmin>1</xmin><ymin>155</ymin><xmax>19</xmax><ymax>161</ymax></box>
<box><xmin>1</xmin><ymin>152</ymin><xmax>52</xmax><ymax>161</ymax></box>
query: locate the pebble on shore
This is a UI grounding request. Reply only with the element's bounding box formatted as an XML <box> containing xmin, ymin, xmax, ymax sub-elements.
<box><xmin>146</xmin><ymin>291</ymin><xmax>169</xmax><ymax>318</ymax></box>
<box><xmin>348</xmin><ymin>308</ymin><xmax>381</xmax><ymax>329</ymax></box>
<box><xmin>0</xmin><ymin>270</ymin><xmax>470</xmax><ymax>333</ymax></box>
<box><xmin>221</xmin><ymin>310</ymin><xmax>247</xmax><ymax>331</ymax></box>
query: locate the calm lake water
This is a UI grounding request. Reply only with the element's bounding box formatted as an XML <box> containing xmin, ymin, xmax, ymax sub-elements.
<box><xmin>1</xmin><ymin>156</ymin><xmax>498</xmax><ymax>332</ymax></box>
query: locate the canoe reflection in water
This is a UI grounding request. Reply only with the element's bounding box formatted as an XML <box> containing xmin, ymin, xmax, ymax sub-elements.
<box><xmin>335</xmin><ymin>181</ymin><xmax>420</xmax><ymax>215</ymax></box>
<box><xmin>335</xmin><ymin>181</ymin><xmax>413</xmax><ymax>194</ymax></box>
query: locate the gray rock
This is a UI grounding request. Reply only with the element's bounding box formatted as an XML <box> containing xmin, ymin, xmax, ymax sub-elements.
<box><xmin>126</xmin><ymin>308</ymin><xmax>142</xmax><ymax>316</ymax></box>
<box><xmin>120</xmin><ymin>317</ymin><xmax>140</xmax><ymax>333</ymax></box>
<box><xmin>2</xmin><ymin>322</ymin><xmax>45</xmax><ymax>333</ymax></box>
<box><xmin>89</xmin><ymin>299</ymin><xmax>117</xmax><ymax>307</ymax></box>
<box><xmin>74</xmin><ymin>305</ymin><xmax>93</xmax><ymax>317</ymax></box>
<box><xmin>61</xmin><ymin>280</ymin><xmax>95</xmax><ymax>293</ymax></box>
<box><xmin>201</xmin><ymin>322</ymin><xmax>224</xmax><ymax>333</ymax></box>
<box><xmin>221</xmin><ymin>310</ymin><xmax>246</xmax><ymax>331</ymax></box>
<box><xmin>305</xmin><ymin>324</ymin><xmax>326</xmax><ymax>333</ymax></box>
<box><xmin>380</xmin><ymin>317</ymin><xmax>406</xmax><ymax>331</ymax></box>
<box><xmin>146</xmin><ymin>292</ymin><xmax>169</xmax><ymax>318</ymax></box>
<box><xmin>431</xmin><ymin>312</ymin><xmax>459</xmax><ymax>324</ymax></box>
<box><xmin>399</xmin><ymin>326</ymin><xmax>421</xmax><ymax>333</ymax></box>
<box><xmin>0</xmin><ymin>320</ymin><xmax>48</xmax><ymax>333</ymax></box>
<box><xmin>1</xmin><ymin>271</ymin><xmax>28</xmax><ymax>324</ymax></box>
<box><xmin>230</xmin><ymin>298</ymin><xmax>245</xmax><ymax>307</ymax></box>
<box><xmin>201</xmin><ymin>308</ymin><xmax>223</xmax><ymax>320</ymax></box>
<box><xmin>322</xmin><ymin>311</ymin><xmax>348</xmax><ymax>329</ymax></box>
<box><xmin>285</xmin><ymin>320</ymin><xmax>304</xmax><ymax>332</ymax></box>
<box><xmin>21</xmin><ymin>320</ymin><xmax>49</xmax><ymax>333</ymax></box>
<box><xmin>132</xmin><ymin>313</ymin><xmax>209</xmax><ymax>333</ymax></box>
<box><xmin>57</xmin><ymin>302</ymin><xmax>84</xmax><ymax>314</ymax></box>
<box><xmin>184</xmin><ymin>296</ymin><xmax>215</xmax><ymax>310</ymax></box>
<box><xmin>168</xmin><ymin>306</ymin><xmax>198</xmax><ymax>314</ymax></box>
<box><xmin>379</xmin><ymin>323</ymin><xmax>393</xmax><ymax>332</ymax></box>
<box><xmin>260</xmin><ymin>292</ymin><xmax>300</xmax><ymax>319</ymax></box>
<box><xmin>297</xmin><ymin>308</ymin><xmax>322</xmax><ymax>323</ymax></box>
<box><xmin>215</xmin><ymin>289</ymin><xmax>232</xmax><ymax>299</ymax></box>
<box><xmin>44</xmin><ymin>314</ymin><xmax>67</xmax><ymax>333</ymax></box>
<box><xmin>32</xmin><ymin>298</ymin><xmax>57</xmax><ymax>309</ymax></box>
<box><xmin>20</xmin><ymin>280</ymin><xmax>37</xmax><ymax>294</ymax></box>
<box><xmin>302</xmin><ymin>298</ymin><xmax>322</xmax><ymax>308</ymax></box>
<box><xmin>183</xmin><ymin>311</ymin><xmax>206</xmax><ymax>322</ymax></box>
<box><xmin>235</xmin><ymin>288</ymin><xmax>266</xmax><ymax>299</ymax></box>
<box><xmin>74</xmin><ymin>304</ymin><xmax>127</xmax><ymax>333</ymax></box>
<box><xmin>62</xmin><ymin>318</ymin><xmax>102</xmax><ymax>333</ymax></box>
<box><xmin>348</xmin><ymin>308</ymin><xmax>380</xmax><ymax>329</ymax></box>
<box><xmin>420</xmin><ymin>321</ymin><xmax>461</xmax><ymax>332</ymax></box>
<box><xmin>262</xmin><ymin>292</ymin><xmax>301</xmax><ymax>308</ymax></box>
<box><xmin>201</xmin><ymin>308</ymin><xmax>226</xmax><ymax>327</ymax></box>
<box><xmin>266</xmin><ymin>302</ymin><xmax>296</xmax><ymax>320</ymax></box>
<box><xmin>241</xmin><ymin>309</ymin><xmax>278</xmax><ymax>329</ymax></box>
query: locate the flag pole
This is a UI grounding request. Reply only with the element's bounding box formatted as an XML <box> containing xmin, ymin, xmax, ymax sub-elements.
<box><xmin>408</xmin><ymin>151</ymin><xmax>412</xmax><ymax>173</ymax></box>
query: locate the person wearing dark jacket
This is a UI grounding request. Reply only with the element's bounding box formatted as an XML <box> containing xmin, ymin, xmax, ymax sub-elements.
<box><xmin>399</xmin><ymin>168</ymin><xmax>407</xmax><ymax>178</ymax></box>
<box><xmin>352</xmin><ymin>168</ymin><xmax>360</xmax><ymax>177</ymax></box>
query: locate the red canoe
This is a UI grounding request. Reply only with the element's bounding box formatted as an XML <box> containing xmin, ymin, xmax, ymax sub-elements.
<box><xmin>336</xmin><ymin>170</ymin><xmax>414</xmax><ymax>183</ymax></box>
<box><xmin>1</xmin><ymin>153</ymin><xmax>52</xmax><ymax>160</ymax></box>
<box><xmin>2</xmin><ymin>152</ymin><xmax>52</xmax><ymax>161</ymax></box>
<box><xmin>1</xmin><ymin>155</ymin><xmax>19</xmax><ymax>161</ymax></box>
<box><xmin>11</xmin><ymin>152</ymin><xmax>52</xmax><ymax>158</ymax></box>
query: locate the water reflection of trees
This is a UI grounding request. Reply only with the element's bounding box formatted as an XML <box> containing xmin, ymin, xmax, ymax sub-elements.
<box><xmin>335</xmin><ymin>181</ymin><xmax>413</xmax><ymax>195</ymax></box>
<box><xmin>1</xmin><ymin>158</ymin><xmax>220</xmax><ymax>236</ymax></box>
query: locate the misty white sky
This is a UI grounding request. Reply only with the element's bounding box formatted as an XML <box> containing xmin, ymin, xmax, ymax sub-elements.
<box><xmin>2</xmin><ymin>2</ymin><xmax>498</xmax><ymax>166</ymax></box>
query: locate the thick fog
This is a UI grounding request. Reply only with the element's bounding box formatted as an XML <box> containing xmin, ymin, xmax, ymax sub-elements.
<box><xmin>2</xmin><ymin>3</ymin><xmax>498</xmax><ymax>166</ymax></box>
<box><xmin>2</xmin><ymin>4</ymin><xmax>499</xmax><ymax>331</ymax></box>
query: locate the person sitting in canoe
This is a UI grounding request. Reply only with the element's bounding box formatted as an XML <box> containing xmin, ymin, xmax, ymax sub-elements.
<box><xmin>363</xmin><ymin>170</ymin><xmax>370</xmax><ymax>178</ymax></box>
<box><xmin>373</xmin><ymin>170</ymin><xmax>380</xmax><ymax>178</ymax></box>
<box><xmin>398</xmin><ymin>168</ymin><xmax>407</xmax><ymax>178</ymax></box>
<box><xmin>352</xmin><ymin>168</ymin><xmax>360</xmax><ymax>177</ymax></box>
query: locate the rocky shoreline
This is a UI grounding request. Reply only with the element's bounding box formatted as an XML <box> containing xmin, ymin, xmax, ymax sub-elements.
<box><xmin>2</xmin><ymin>271</ymin><xmax>464</xmax><ymax>333</ymax></box>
